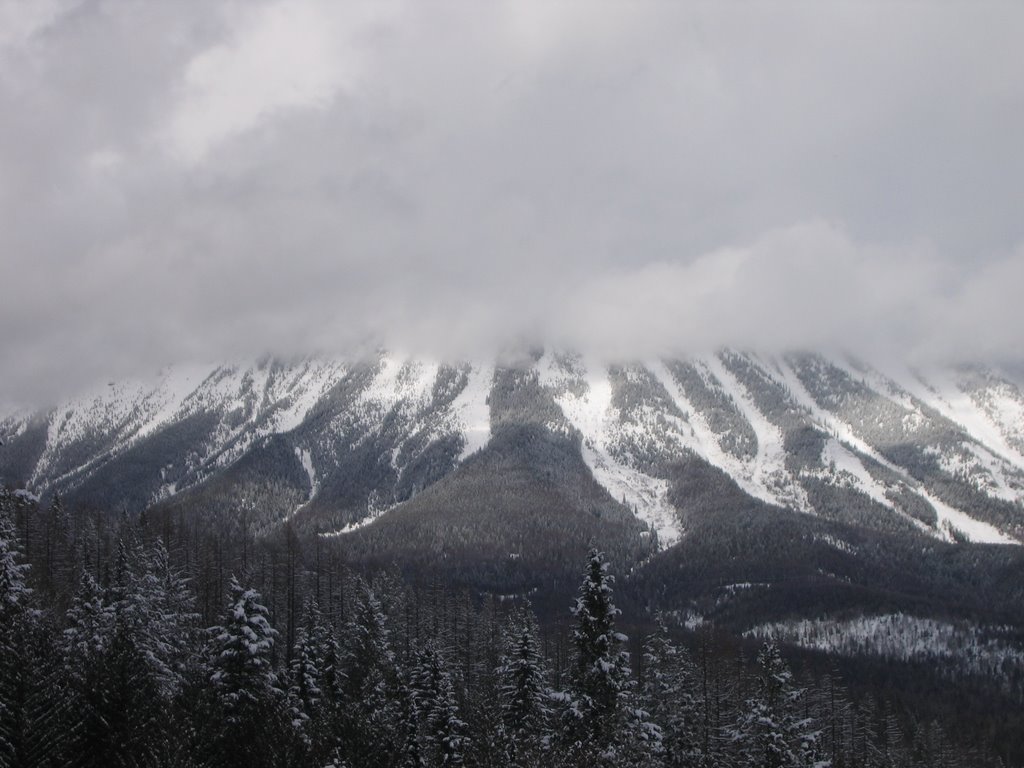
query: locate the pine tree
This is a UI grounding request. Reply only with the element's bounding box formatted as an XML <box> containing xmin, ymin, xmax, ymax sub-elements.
<box><xmin>205</xmin><ymin>576</ymin><xmax>287</xmax><ymax>767</ymax></box>
<box><xmin>59</xmin><ymin>570</ymin><xmax>125</xmax><ymax>767</ymax></box>
<box><xmin>338</xmin><ymin>580</ymin><xmax>403</xmax><ymax>765</ymax></box>
<box><xmin>344</xmin><ymin>580</ymin><xmax>395</xmax><ymax>698</ymax></box>
<box><xmin>0</xmin><ymin>503</ymin><xmax>33</xmax><ymax>766</ymax></box>
<box><xmin>288</xmin><ymin>596</ymin><xmax>339</xmax><ymax>760</ymax></box>
<box><xmin>738</xmin><ymin>642</ymin><xmax>826</xmax><ymax>768</ymax></box>
<box><xmin>289</xmin><ymin>602</ymin><xmax>324</xmax><ymax>722</ymax></box>
<box><xmin>410</xmin><ymin>645</ymin><xmax>468</xmax><ymax>767</ymax></box>
<box><xmin>496</xmin><ymin>605</ymin><xmax>551</xmax><ymax>765</ymax></box>
<box><xmin>139</xmin><ymin>538</ymin><xmax>200</xmax><ymax>696</ymax></box>
<box><xmin>640</xmin><ymin>618</ymin><xmax>705</xmax><ymax>767</ymax></box>
<box><xmin>563</xmin><ymin>549</ymin><xmax>637</xmax><ymax>765</ymax></box>
<box><xmin>396</xmin><ymin>674</ymin><xmax>427</xmax><ymax>768</ymax></box>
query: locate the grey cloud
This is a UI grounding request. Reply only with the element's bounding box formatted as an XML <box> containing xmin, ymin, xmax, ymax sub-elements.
<box><xmin>1</xmin><ymin>0</ymin><xmax>1023</xmax><ymax>407</ymax></box>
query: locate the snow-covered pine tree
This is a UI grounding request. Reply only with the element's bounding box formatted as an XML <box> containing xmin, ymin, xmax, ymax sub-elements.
<box><xmin>61</xmin><ymin>535</ymin><xmax>189</xmax><ymax>764</ymax></box>
<box><xmin>395</xmin><ymin>673</ymin><xmax>427</xmax><ymax>768</ymax></box>
<box><xmin>62</xmin><ymin>570</ymin><xmax>112</xmax><ymax>673</ymax></box>
<box><xmin>288</xmin><ymin>595</ymin><xmax>338</xmax><ymax>749</ymax></box>
<box><xmin>338</xmin><ymin>580</ymin><xmax>403</xmax><ymax>764</ymax></box>
<box><xmin>563</xmin><ymin>549</ymin><xmax>638</xmax><ymax>765</ymax></box>
<box><xmin>640</xmin><ymin>617</ymin><xmax>706</xmax><ymax>767</ymax></box>
<box><xmin>99</xmin><ymin>537</ymin><xmax>199</xmax><ymax>704</ymax></box>
<box><xmin>208</xmin><ymin>576</ymin><xmax>283</xmax><ymax>714</ymax></box>
<box><xmin>59</xmin><ymin>569</ymin><xmax>124</xmax><ymax>767</ymax></box>
<box><xmin>738</xmin><ymin>641</ymin><xmax>828</xmax><ymax>768</ymax></box>
<box><xmin>344</xmin><ymin>580</ymin><xmax>395</xmax><ymax>696</ymax></box>
<box><xmin>140</xmin><ymin>538</ymin><xmax>200</xmax><ymax>695</ymax></box>
<box><xmin>289</xmin><ymin>604</ymin><xmax>322</xmax><ymax>713</ymax></box>
<box><xmin>62</xmin><ymin>535</ymin><xmax>189</xmax><ymax>763</ymax></box>
<box><xmin>496</xmin><ymin>605</ymin><xmax>551</xmax><ymax>765</ymax></box>
<box><xmin>410</xmin><ymin>645</ymin><xmax>468</xmax><ymax>767</ymax></box>
<box><xmin>0</xmin><ymin>501</ymin><xmax>33</xmax><ymax>766</ymax></box>
<box><xmin>205</xmin><ymin>576</ymin><xmax>287</xmax><ymax>767</ymax></box>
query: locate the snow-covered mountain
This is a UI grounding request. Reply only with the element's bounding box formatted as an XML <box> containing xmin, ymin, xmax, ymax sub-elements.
<box><xmin>2</xmin><ymin>350</ymin><xmax>1024</xmax><ymax>547</ymax></box>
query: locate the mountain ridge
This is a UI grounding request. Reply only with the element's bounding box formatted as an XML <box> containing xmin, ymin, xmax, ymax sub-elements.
<box><xmin>2</xmin><ymin>349</ymin><xmax>1023</xmax><ymax>546</ymax></box>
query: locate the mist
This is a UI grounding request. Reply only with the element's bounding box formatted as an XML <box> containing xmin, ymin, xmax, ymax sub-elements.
<box><xmin>2</xmin><ymin>0</ymin><xmax>1023</xmax><ymax>407</ymax></box>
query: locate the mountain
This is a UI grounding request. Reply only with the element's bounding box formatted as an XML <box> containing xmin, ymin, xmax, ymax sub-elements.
<box><xmin>4</xmin><ymin>348</ymin><xmax>1024</xmax><ymax>697</ymax></box>
<box><xmin>3</xmin><ymin>349</ymin><xmax>1023</xmax><ymax>547</ymax></box>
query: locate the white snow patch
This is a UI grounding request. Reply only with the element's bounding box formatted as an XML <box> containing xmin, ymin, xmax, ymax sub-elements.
<box><xmin>265</xmin><ymin>361</ymin><xmax>346</xmax><ymax>435</ymax></box>
<box><xmin>359</xmin><ymin>356</ymin><xmax>438</xmax><ymax>413</ymax></box>
<box><xmin>898</xmin><ymin>367</ymin><xmax>1024</xmax><ymax>467</ymax></box>
<box><xmin>451</xmin><ymin>364</ymin><xmax>494</xmax><ymax>460</ymax></box>
<box><xmin>295</xmin><ymin>447</ymin><xmax>318</xmax><ymax>497</ymax></box>
<box><xmin>768</xmin><ymin>357</ymin><xmax>939</xmax><ymax>537</ymax></box>
<box><xmin>134</xmin><ymin>363</ymin><xmax>219</xmax><ymax>439</ymax></box>
<box><xmin>819</xmin><ymin>438</ymin><xmax>893</xmax><ymax>509</ymax></box>
<box><xmin>977</xmin><ymin>370</ymin><xmax>1024</xmax><ymax>454</ymax></box>
<box><xmin>320</xmin><ymin>516</ymin><xmax>379</xmax><ymax>538</ymax></box>
<box><xmin>919</xmin><ymin>488</ymin><xmax>1018</xmax><ymax>545</ymax></box>
<box><xmin>747</xmin><ymin>614</ymin><xmax>1024</xmax><ymax>682</ymax></box>
<box><xmin>288</xmin><ymin>446</ymin><xmax>319</xmax><ymax>519</ymax></box>
<box><xmin>812</xmin><ymin>532</ymin><xmax>857</xmax><ymax>555</ymax></box>
<box><xmin>883</xmin><ymin>366</ymin><xmax>1024</xmax><ymax>504</ymax></box>
<box><xmin>699</xmin><ymin>354</ymin><xmax>810</xmax><ymax>512</ymax></box>
<box><xmin>649</xmin><ymin>360</ymin><xmax>780</xmax><ymax>506</ymax></box>
<box><xmin>538</xmin><ymin>353</ymin><xmax>681</xmax><ymax>548</ymax></box>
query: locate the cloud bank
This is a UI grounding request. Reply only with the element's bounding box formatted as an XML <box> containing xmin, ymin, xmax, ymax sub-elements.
<box><xmin>1</xmin><ymin>0</ymin><xmax>1023</xmax><ymax>405</ymax></box>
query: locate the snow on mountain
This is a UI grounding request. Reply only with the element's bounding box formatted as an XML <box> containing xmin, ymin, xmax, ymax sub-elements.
<box><xmin>699</xmin><ymin>353</ymin><xmax>811</xmax><ymax>513</ymax></box>
<box><xmin>294</xmin><ymin>447</ymin><xmax>318</xmax><ymax>502</ymax></box>
<box><xmin>451</xmin><ymin>363</ymin><xmax>494</xmax><ymax>460</ymax></box>
<box><xmin>917</xmin><ymin>487</ymin><xmax>1017</xmax><ymax>545</ymax></box>
<box><xmin>818</xmin><ymin>438</ymin><xmax>894</xmax><ymax>510</ymax></box>
<box><xmin>650</xmin><ymin>360</ymin><xmax>778</xmax><ymax>506</ymax></box>
<box><xmin>537</xmin><ymin>352</ymin><xmax>683</xmax><ymax>547</ymax></box>
<box><xmin>746</xmin><ymin>613</ymin><xmax>1024</xmax><ymax>685</ymax></box>
<box><xmin>2</xmin><ymin>350</ymin><xmax>1023</xmax><ymax>548</ymax></box>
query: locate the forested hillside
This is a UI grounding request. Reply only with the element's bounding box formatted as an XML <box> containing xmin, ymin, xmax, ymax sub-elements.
<box><xmin>1</xmin><ymin>487</ymin><xmax>1018</xmax><ymax>767</ymax></box>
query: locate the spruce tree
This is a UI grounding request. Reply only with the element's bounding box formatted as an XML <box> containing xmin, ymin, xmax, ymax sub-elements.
<box><xmin>338</xmin><ymin>580</ymin><xmax>403</xmax><ymax>765</ymax></box>
<box><xmin>288</xmin><ymin>596</ymin><xmax>339</xmax><ymax>763</ymax></box>
<box><xmin>59</xmin><ymin>570</ymin><xmax>117</xmax><ymax>767</ymax></box>
<box><xmin>640</xmin><ymin>618</ymin><xmax>705</xmax><ymax>767</ymax></box>
<box><xmin>288</xmin><ymin>601</ymin><xmax>325</xmax><ymax>724</ymax></box>
<box><xmin>496</xmin><ymin>605</ymin><xmax>551</xmax><ymax>765</ymax></box>
<box><xmin>205</xmin><ymin>576</ymin><xmax>287</xmax><ymax>767</ymax></box>
<box><xmin>139</xmin><ymin>538</ymin><xmax>200</xmax><ymax>697</ymax></box>
<box><xmin>563</xmin><ymin>549</ymin><xmax>636</xmax><ymax>764</ymax></box>
<box><xmin>738</xmin><ymin>641</ymin><xmax>825</xmax><ymax>768</ymax></box>
<box><xmin>410</xmin><ymin>645</ymin><xmax>467</xmax><ymax>767</ymax></box>
<box><xmin>0</xmin><ymin>504</ymin><xmax>32</xmax><ymax>766</ymax></box>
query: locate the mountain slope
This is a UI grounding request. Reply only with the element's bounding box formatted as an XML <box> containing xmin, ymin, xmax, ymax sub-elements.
<box><xmin>2</xmin><ymin>350</ymin><xmax>1023</xmax><ymax>547</ymax></box>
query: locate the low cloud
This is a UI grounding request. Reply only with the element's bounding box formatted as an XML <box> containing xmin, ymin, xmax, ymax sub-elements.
<box><xmin>1</xmin><ymin>1</ymin><xmax>1023</xmax><ymax>406</ymax></box>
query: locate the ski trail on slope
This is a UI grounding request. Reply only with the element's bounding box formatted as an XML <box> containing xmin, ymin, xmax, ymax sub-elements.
<box><xmin>537</xmin><ymin>353</ymin><xmax>681</xmax><ymax>548</ymax></box>
<box><xmin>888</xmin><ymin>365</ymin><xmax>1024</xmax><ymax>475</ymax></box>
<box><xmin>699</xmin><ymin>354</ymin><xmax>810</xmax><ymax>512</ymax></box>
<box><xmin>918</xmin><ymin>487</ymin><xmax>1017</xmax><ymax>545</ymax></box>
<box><xmin>451</xmin><ymin>364</ymin><xmax>494</xmax><ymax>460</ymax></box>
<box><xmin>649</xmin><ymin>360</ymin><xmax>780</xmax><ymax>506</ymax></box>
<box><xmin>763</xmin><ymin>357</ymin><xmax>899</xmax><ymax>509</ymax></box>
<box><xmin>818</xmin><ymin>438</ymin><xmax>898</xmax><ymax>510</ymax></box>
<box><xmin>289</xmin><ymin>446</ymin><xmax>320</xmax><ymax>518</ymax></box>
<box><xmin>773</xmin><ymin>356</ymin><xmax>1017</xmax><ymax>544</ymax></box>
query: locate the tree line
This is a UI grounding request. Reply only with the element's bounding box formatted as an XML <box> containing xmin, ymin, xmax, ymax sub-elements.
<box><xmin>0</xmin><ymin>487</ymin><xmax>1009</xmax><ymax>767</ymax></box>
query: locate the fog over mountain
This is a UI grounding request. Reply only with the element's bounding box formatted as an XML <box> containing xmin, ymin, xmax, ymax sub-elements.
<box><xmin>2</xmin><ymin>0</ymin><xmax>1023</xmax><ymax>407</ymax></box>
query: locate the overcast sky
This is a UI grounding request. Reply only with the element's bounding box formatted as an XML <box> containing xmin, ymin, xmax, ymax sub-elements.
<box><xmin>2</xmin><ymin>0</ymin><xmax>1023</xmax><ymax>406</ymax></box>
